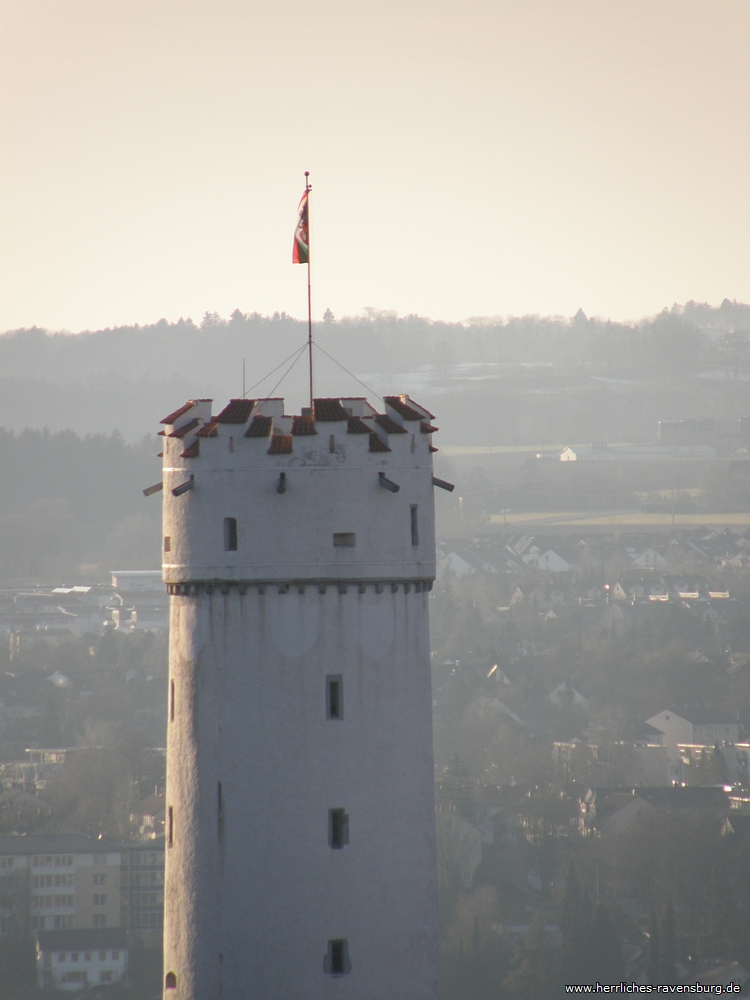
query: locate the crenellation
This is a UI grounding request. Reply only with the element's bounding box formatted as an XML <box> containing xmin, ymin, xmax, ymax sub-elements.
<box><xmin>160</xmin><ymin>395</ymin><xmax>434</xmax><ymax>468</ymax></box>
<box><xmin>340</xmin><ymin>397</ymin><xmax>378</xmax><ymax>419</ymax></box>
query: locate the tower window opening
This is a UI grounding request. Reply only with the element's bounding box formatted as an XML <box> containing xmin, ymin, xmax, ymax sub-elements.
<box><xmin>333</xmin><ymin>532</ymin><xmax>355</xmax><ymax>548</ymax></box>
<box><xmin>168</xmin><ymin>807</ymin><xmax>174</xmax><ymax>847</ymax></box>
<box><xmin>325</xmin><ymin>939</ymin><xmax>350</xmax><ymax>975</ymax></box>
<box><xmin>163</xmin><ymin>536</ymin><xmax>171</xmax><ymax>553</ymax></box>
<box><xmin>329</xmin><ymin>809</ymin><xmax>349</xmax><ymax>849</ymax></box>
<box><xmin>165</xmin><ymin>972</ymin><xmax>177</xmax><ymax>989</ymax></box>
<box><xmin>410</xmin><ymin>505</ymin><xmax>419</xmax><ymax>546</ymax></box>
<box><xmin>326</xmin><ymin>676</ymin><xmax>343</xmax><ymax>720</ymax></box>
<box><xmin>217</xmin><ymin>782</ymin><xmax>224</xmax><ymax>840</ymax></box>
<box><xmin>224</xmin><ymin>517</ymin><xmax>238</xmax><ymax>551</ymax></box>
<box><xmin>170</xmin><ymin>680</ymin><xmax>175</xmax><ymax>722</ymax></box>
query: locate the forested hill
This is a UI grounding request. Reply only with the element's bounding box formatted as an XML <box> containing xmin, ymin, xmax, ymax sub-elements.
<box><xmin>1</xmin><ymin>299</ymin><xmax>749</xmax><ymax>445</ymax></box>
<box><xmin>0</xmin><ymin>428</ymin><xmax>161</xmax><ymax>582</ymax></box>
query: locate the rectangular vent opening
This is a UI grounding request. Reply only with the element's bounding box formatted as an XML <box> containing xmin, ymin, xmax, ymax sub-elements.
<box><xmin>329</xmin><ymin>808</ymin><xmax>349</xmax><ymax>849</ymax></box>
<box><xmin>325</xmin><ymin>939</ymin><xmax>350</xmax><ymax>975</ymax></box>
<box><xmin>333</xmin><ymin>532</ymin><xmax>356</xmax><ymax>548</ymax></box>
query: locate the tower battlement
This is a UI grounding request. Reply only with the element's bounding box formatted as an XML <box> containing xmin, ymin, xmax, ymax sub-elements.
<box><xmin>161</xmin><ymin>394</ymin><xmax>439</xmax><ymax>587</ymax></box>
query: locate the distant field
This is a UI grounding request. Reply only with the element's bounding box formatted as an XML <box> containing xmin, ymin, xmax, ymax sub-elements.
<box><xmin>443</xmin><ymin>445</ymin><xmax>587</xmax><ymax>456</ymax></box>
<box><xmin>488</xmin><ymin>511</ymin><xmax>750</xmax><ymax>528</ymax></box>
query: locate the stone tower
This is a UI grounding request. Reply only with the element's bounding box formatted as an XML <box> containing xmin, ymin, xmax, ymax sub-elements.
<box><xmin>160</xmin><ymin>393</ymin><xmax>440</xmax><ymax>999</ymax></box>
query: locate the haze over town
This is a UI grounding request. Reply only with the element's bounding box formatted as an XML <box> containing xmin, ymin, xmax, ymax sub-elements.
<box><xmin>2</xmin><ymin>1</ymin><xmax>750</xmax><ymax>996</ymax></box>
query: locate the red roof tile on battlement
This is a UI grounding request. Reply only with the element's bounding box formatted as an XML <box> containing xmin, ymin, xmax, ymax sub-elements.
<box><xmin>420</xmin><ymin>421</ymin><xmax>438</xmax><ymax>433</ymax></box>
<box><xmin>216</xmin><ymin>399</ymin><xmax>255</xmax><ymax>423</ymax></box>
<box><xmin>245</xmin><ymin>416</ymin><xmax>273</xmax><ymax>438</ymax></box>
<box><xmin>167</xmin><ymin>418</ymin><xmax>201</xmax><ymax>439</ymax></box>
<box><xmin>181</xmin><ymin>440</ymin><xmax>200</xmax><ymax>458</ymax></box>
<box><xmin>314</xmin><ymin>398</ymin><xmax>350</xmax><ymax>421</ymax></box>
<box><xmin>347</xmin><ymin>417</ymin><xmax>371</xmax><ymax>434</ymax></box>
<box><xmin>292</xmin><ymin>415</ymin><xmax>317</xmax><ymax>436</ymax></box>
<box><xmin>160</xmin><ymin>399</ymin><xmax>212</xmax><ymax>425</ymax></box>
<box><xmin>374</xmin><ymin>415</ymin><xmax>407</xmax><ymax>435</ymax></box>
<box><xmin>160</xmin><ymin>401</ymin><xmax>194</xmax><ymax>425</ymax></box>
<box><xmin>384</xmin><ymin>395</ymin><xmax>424</xmax><ymax>421</ymax></box>
<box><xmin>268</xmin><ymin>435</ymin><xmax>293</xmax><ymax>455</ymax></box>
<box><xmin>196</xmin><ymin>421</ymin><xmax>219</xmax><ymax>438</ymax></box>
<box><xmin>384</xmin><ymin>396</ymin><xmax>435</xmax><ymax>420</ymax></box>
<box><xmin>369</xmin><ymin>433</ymin><xmax>391</xmax><ymax>453</ymax></box>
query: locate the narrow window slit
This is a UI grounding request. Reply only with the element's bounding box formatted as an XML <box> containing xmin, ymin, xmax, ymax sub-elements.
<box><xmin>224</xmin><ymin>517</ymin><xmax>238</xmax><ymax>551</ymax></box>
<box><xmin>326</xmin><ymin>676</ymin><xmax>343</xmax><ymax>720</ymax></box>
<box><xmin>217</xmin><ymin>782</ymin><xmax>224</xmax><ymax>840</ymax></box>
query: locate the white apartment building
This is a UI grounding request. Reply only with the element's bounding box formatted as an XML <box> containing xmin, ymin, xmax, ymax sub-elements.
<box><xmin>0</xmin><ymin>835</ymin><xmax>120</xmax><ymax>936</ymax></box>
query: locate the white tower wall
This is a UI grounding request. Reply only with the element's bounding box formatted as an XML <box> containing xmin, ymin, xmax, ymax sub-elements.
<box><xmin>161</xmin><ymin>394</ymin><xmax>440</xmax><ymax>1000</ymax></box>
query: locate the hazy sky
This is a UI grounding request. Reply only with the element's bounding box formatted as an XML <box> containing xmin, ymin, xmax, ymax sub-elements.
<box><xmin>2</xmin><ymin>1</ymin><xmax>749</xmax><ymax>332</ymax></box>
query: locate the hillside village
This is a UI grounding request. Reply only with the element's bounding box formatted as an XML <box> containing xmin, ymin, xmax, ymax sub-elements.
<box><xmin>2</xmin><ymin>524</ymin><xmax>750</xmax><ymax>991</ymax></box>
<box><xmin>432</xmin><ymin>526</ymin><xmax>750</xmax><ymax>993</ymax></box>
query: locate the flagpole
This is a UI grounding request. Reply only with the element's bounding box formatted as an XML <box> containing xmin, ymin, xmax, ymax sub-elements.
<box><xmin>305</xmin><ymin>171</ymin><xmax>313</xmax><ymax>410</ymax></box>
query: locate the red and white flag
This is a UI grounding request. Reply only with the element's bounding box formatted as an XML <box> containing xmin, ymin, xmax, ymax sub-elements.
<box><xmin>292</xmin><ymin>189</ymin><xmax>309</xmax><ymax>264</ymax></box>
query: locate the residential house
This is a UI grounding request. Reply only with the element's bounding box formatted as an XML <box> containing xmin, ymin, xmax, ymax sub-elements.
<box><xmin>682</xmin><ymin>962</ymin><xmax>749</xmax><ymax>992</ymax></box>
<box><xmin>629</xmin><ymin>548</ymin><xmax>669</xmax><ymax>570</ymax></box>
<box><xmin>599</xmin><ymin>793</ymin><xmax>660</xmax><ymax>837</ymax></box>
<box><xmin>2</xmin><ymin>586</ymin><xmax>115</xmax><ymax>642</ymax></box>
<box><xmin>549</xmin><ymin>681</ymin><xmax>589</xmax><ymax>711</ymax></box>
<box><xmin>523</xmin><ymin>546</ymin><xmax>573</xmax><ymax>572</ymax></box>
<box><xmin>0</xmin><ymin>788</ymin><xmax>53</xmax><ymax>831</ymax></box>
<box><xmin>110</xmin><ymin>570</ymin><xmax>168</xmax><ymax>632</ymax></box>
<box><xmin>0</xmin><ymin>748</ymin><xmax>81</xmax><ymax>794</ymax></box>
<box><xmin>438</xmin><ymin>549</ymin><xmax>477</xmax><ymax>579</ymax></box>
<box><xmin>436</xmin><ymin>811</ymin><xmax>482</xmax><ymax>889</ymax></box>
<box><xmin>36</xmin><ymin>927</ymin><xmax>128</xmax><ymax>990</ymax></box>
<box><xmin>129</xmin><ymin>794</ymin><xmax>165</xmax><ymax>842</ymax></box>
<box><xmin>585</xmin><ymin>786</ymin><xmax>730</xmax><ymax>837</ymax></box>
<box><xmin>622</xmin><ymin>720</ymin><xmax>665</xmax><ymax>747</ymax></box>
<box><xmin>646</xmin><ymin>709</ymin><xmax>741</xmax><ymax>761</ymax></box>
<box><xmin>555</xmin><ymin>739</ymin><xmax>668</xmax><ymax>788</ymax></box>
